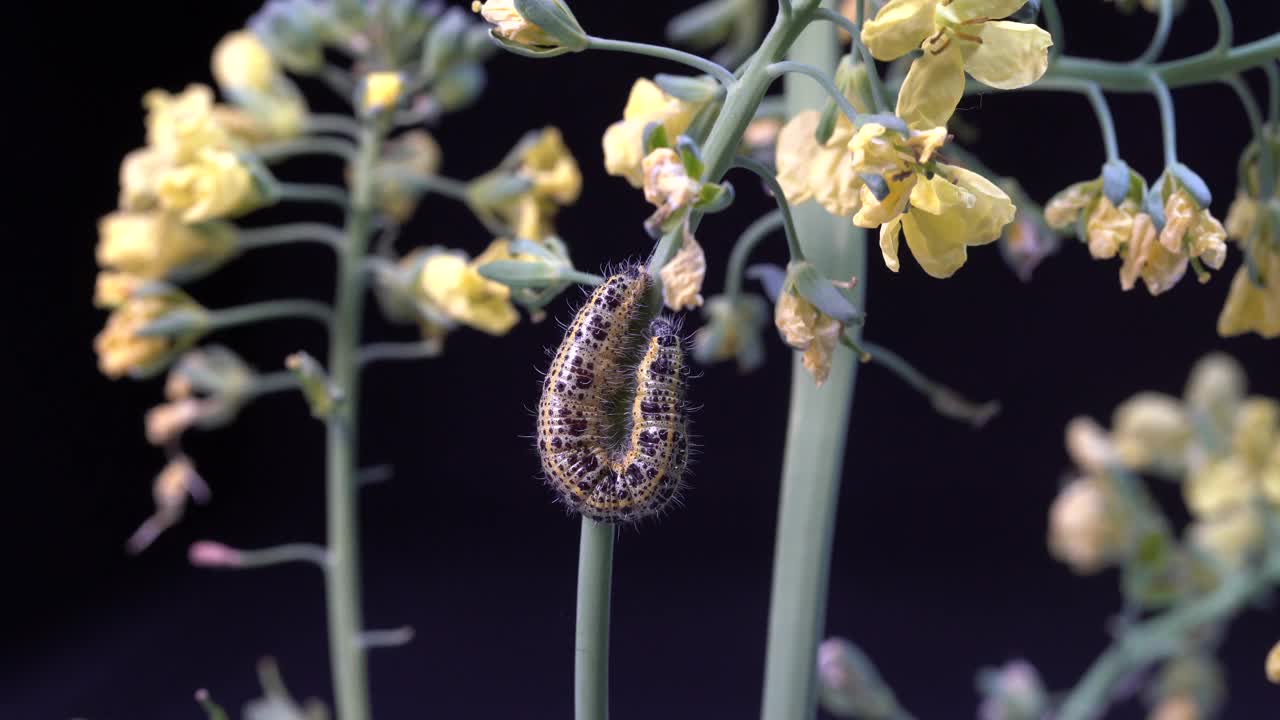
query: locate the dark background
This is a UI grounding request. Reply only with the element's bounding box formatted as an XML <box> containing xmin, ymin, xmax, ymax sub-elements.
<box><xmin>5</xmin><ymin>1</ymin><xmax>1280</xmax><ymax>718</ymax></box>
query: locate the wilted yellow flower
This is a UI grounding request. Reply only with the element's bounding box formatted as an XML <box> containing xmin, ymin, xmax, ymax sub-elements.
<box><xmin>363</xmin><ymin>72</ymin><xmax>404</xmax><ymax>112</ymax></box>
<box><xmin>212</xmin><ymin>31</ymin><xmax>276</xmax><ymax>94</ymax></box>
<box><xmin>156</xmin><ymin>148</ymin><xmax>261</xmax><ymax>223</ymax></box>
<box><xmin>472</xmin><ymin>0</ymin><xmax>559</xmax><ymax>47</ymax></box>
<box><xmin>1120</xmin><ymin>211</ymin><xmax>1188</xmax><ymax>296</ymax></box>
<box><xmin>144</xmin><ymin>85</ymin><xmax>234</xmax><ymax>164</ymax></box>
<box><xmin>660</xmin><ymin>230</ymin><xmax>706</xmax><ymax>311</ymax></box>
<box><xmin>1044</xmin><ymin>180</ymin><xmax>1102</xmax><ymax>230</ymax></box>
<box><xmin>775</xmin><ymin>111</ymin><xmax>863</xmax><ymax>217</ymax></box>
<box><xmin>1111</xmin><ymin>392</ymin><xmax>1191</xmax><ymax>474</ymax></box>
<box><xmin>94</xmin><ymin>271</ymin><xmax>145</xmax><ymax>309</ymax></box>
<box><xmin>775</xmin><ymin>291</ymin><xmax>842</xmax><ymax>386</ymax></box>
<box><xmin>1159</xmin><ymin>188</ymin><xmax>1227</xmax><ymax>279</ymax></box>
<box><xmin>1217</xmin><ymin>245</ymin><xmax>1280</xmax><ymax>338</ymax></box>
<box><xmin>371</xmin><ymin>130</ymin><xmax>444</xmax><ymax>222</ymax></box>
<box><xmin>603</xmin><ymin>79</ymin><xmax>704</xmax><ymax>187</ymax></box>
<box><xmin>877</xmin><ymin>164</ymin><xmax>1015</xmax><ymax>278</ymax></box>
<box><xmin>97</xmin><ymin>210</ymin><xmax>237</xmax><ymax>280</ymax></box>
<box><xmin>1083</xmin><ymin>197</ymin><xmax>1136</xmax><ymax>260</ymax></box>
<box><xmin>642</xmin><ymin>148</ymin><xmax>701</xmax><ymax>233</ymax></box>
<box><xmin>94</xmin><ymin>291</ymin><xmax>206</xmax><ymax>379</ymax></box>
<box><xmin>418</xmin><ymin>241</ymin><xmax>520</xmax><ymax>335</ymax></box>
<box><xmin>1048</xmin><ymin>477</ymin><xmax>1123</xmax><ymax>575</ymax></box>
<box><xmin>861</xmin><ymin>0</ymin><xmax>1052</xmax><ymax>129</ymax></box>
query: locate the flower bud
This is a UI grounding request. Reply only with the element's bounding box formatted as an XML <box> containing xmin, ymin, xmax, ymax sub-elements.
<box><xmin>286</xmin><ymin>351</ymin><xmax>339</xmax><ymax>418</ymax></box>
<box><xmin>1065</xmin><ymin>416</ymin><xmax>1120</xmax><ymax>474</ymax></box>
<box><xmin>1267</xmin><ymin>640</ymin><xmax>1280</xmax><ymax>683</ymax></box>
<box><xmin>1048</xmin><ymin>477</ymin><xmax>1123</xmax><ymax>574</ymax></box>
<box><xmin>694</xmin><ymin>294</ymin><xmax>769</xmax><ymax>373</ymax></box>
<box><xmin>817</xmin><ymin>638</ymin><xmax>900</xmax><ymax>719</ymax></box>
<box><xmin>472</xmin><ymin>0</ymin><xmax>587</xmax><ymax>56</ymax></box>
<box><xmin>1183</xmin><ymin>353</ymin><xmax>1245</xmax><ymax>439</ymax></box>
<box><xmin>189</xmin><ymin>540</ymin><xmax>245</xmax><ymax>568</ymax></box>
<box><xmin>361</xmin><ymin>72</ymin><xmax>404</xmax><ymax>113</ymax></box>
<box><xmin>1112</xmin><ymin>392</ymin><xmax>1191</xmax><ymax>474</ymax></box>
<box><xmin>976</xmin><ymin>660</ymin><xmax>1047</xmax><ymax>720</ymax></box>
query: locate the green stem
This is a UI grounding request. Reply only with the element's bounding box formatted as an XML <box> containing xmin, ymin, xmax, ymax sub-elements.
<box><xmin>207</xmin><ymin>299</ymin><xmax>334</xmax><ymax>331</ymax></box>
<box><xmin>307</xmin><ymin>113</ymin><xmax>364</xmax><ymax>138</ymax></box>
<box><xmin>238</xmin><ymin>223</ymin><xmax>346</xmax><ymax>252</ymax></box>
<box><xmin>575</xmin><ymin>519</ymin><xmax>615</xmax><ymax>720</ymax></box>
<box><xmin>276</xmin><ymin>182</ymin><xmax>352</xmax><ymax>209</ymax></box>
<box><xmin>1208</xmin><ymin>0</ymin><xmax>1233</xmax><ymax>55</ymax></box>
<box><xmin>811</xmin><ymin>7</ymin><xmax>889</xmax><ymax>113</ymax></box>
<box><xmin>726</xmin><ymin>210</ymin><xmax>785</xmax><ymax>298</ymax></box>
<box><xmin>861</xmin><ymin>341</ymin><xmax>998</xmax><ymax>428</ymax></box>
<box><xmin>761</xmin><ymin>7</ymin><xmax>865</xmax><ymax>720</ymax></box>
<box><xmin>1056</xmin><ymin>555</ymin><xmax>1280</xmax><ymax>720</ymax></box>
<box><xmin>1045</xmin><ymin>33</ymin><xmax>1280</xmax><ymax>92</ymax></box>
<box><xmin>1148</xmin><ymin>72</ymin><xmax>1179</xmax><ymax>166</ymax></box>
<box><xmin>256</xmin><ymin>137</ymin><xmax>358</xmax><ymax>163</ymax></box>
<box><xmin>1041</xmin><ymin>0</ymin><xmax>1064</xmax><ymax>58</ymax></box>
<box><xmin>585</xmin><ymin>36</ymin><xmax>736</xmax><ymax>87</ymax></box>
<box><xmin>1223</xmin><ymin>75</ymin><xmax>1275</xmax><ymax>199</ymax></box>
<box><xmin>1264</xmin><ymin>61</ymin><xmax>1280</xmax><ymax>124</ymax></box>
<box><xmin>399</xmin><ymin>173</ymin><xmax>472</xmax><ymax>201</ymax></box>
<box><xmin>324</xmin><ymin>118</ymin><xmax>386</xmax><ymax>720</ymax></box>
<box><xmin>766</xmin><ymin>61</ymin><xmax>863</xmax><ymax>126</ymax></box>
<box><xmin>249</xmin><ymin>370</ymin><xmax>302</xmax><ymax>398</ymax></box>
<box><xmin>1083</xmin><ymin>83</ymin><xmax>1122</xmax><ymax>164</ymax></box>
<box><xmin>731</xmin><ymin>156</ymin><xmax>805</xmax><ymax>261</ymax></box>
<box><xmin>233</xmin><ymin>543</ymin><xmax>332</xmax><ymax>569</ymax></box>
<box><xmin>1136</xmin><ymin>0</ymin><xmax>1173</xmax><ymax>63</ymax></box>
<box><xmin>357</xmin><ymin>340</ymin><xmax>440</xmax><ymax>367</ymax></box>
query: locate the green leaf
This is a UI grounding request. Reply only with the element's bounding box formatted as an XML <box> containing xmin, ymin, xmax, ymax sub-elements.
<box><xmin>643</xmin><ymin>122</ymin><xmax>671</xmax><ymax>154</ymax></box>
<box><xmin>676</xmin><ymin>135</ymin><xmax>705</xmax><ymax>178</ymax></box>
<box><xmin>790</xmin><ymin>261</ymin><xmax>864</xmax><ymax>325</ymax></box>
<box><xmin>696</xmin><ymin>180</ymin><xmax>734</xmax><ymax>213</ymax></box>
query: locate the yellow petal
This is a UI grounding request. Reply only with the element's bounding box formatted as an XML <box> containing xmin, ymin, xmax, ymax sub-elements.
<box><xmin>1217</xmin><ymin>260</ymin><xmax>1280</xmax><ymax>339</ymax></box>
<box><xmin>896</xmin><ymin>45</ymin><xmax>966</xmax><ymax>130</ymax></box>
<box><xmin>860</xmin><ymin>0</ymin><xmax>936</xmax><ymax>61</ymax></box>
<box><xmin>964</xmin><ymin>21</ymin><xmax>1052</xmax><ymax>89</ymax></box>
<box><xmin>944</xmin><ymin>164</ymin><xmax>1016</xmax><ymax>243</ymax></box>
<box><xmin>901</xmin><ymin>206</ymin><xmax>973</xmax><ymax>278</ymax></box>
<box><xmin>660</xmin><ymin>232</ymin><xmax>707</xmax><ymax>311</ymax></box>
<box><xmin>879</xmin><ymin>217</ymin><xmax>903</xmax><ymax>272</ymax></box>
<box><xmin>776</xmin><ymin>111</ymin><xmax>822</xmax><ymax>204</ymax></box>
<box><xmin>951</xmin><ymin>0</ymin><xmax>1030</xmax><ymax>20</ymax></box>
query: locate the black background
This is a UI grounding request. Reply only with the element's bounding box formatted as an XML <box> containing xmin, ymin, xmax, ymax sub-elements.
<box><xmin>6</xmin><ymin>1</ymin><xmax>1280</xmax><ymax>718</ymax></box>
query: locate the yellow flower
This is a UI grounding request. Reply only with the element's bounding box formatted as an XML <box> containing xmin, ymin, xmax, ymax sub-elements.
<box><xmin>212</xmin><ymin>31</ymin><xmax>276</xmax><ymax>94</ymax></box>
<box><xmin>520</xmin><ymin>127</ymin><xmax>582</xmax><ymax>205</ymax></box>
<box><xmin>1217</xmin><ymin>235</ymin><xmax>1280</xmax><ymax>338</ymax></box>
<box><xmin>1083</xmin><ymin>197</ymin><xmax>1136</xmax><ymax>260</ymax></box>
<box><xmin>94</xmin><ymin>271</ymin><xmax>148</xmax><ymax>309</ymax></box>
<box><xmin>1268</xmin><ymin>640</ymin><xmax>1280</xmax><ymax>684</ymax></box>
<box><xmin>1111</xmin><ymin>392</ymin><xmax>1191</xmax><ymax>474</ymax></box>
<box><xmin>660</xmin><ymin>230</ymin><xmax>707</xmax><ymax>311</ymax></box>
<box><xmin>1224</xmin><ymin>190</ymin><xmax>1259</xmax><ymax>241</ymax></box>
<box><xmin>1047</xmin><ymin>477</ymin><xmax>1124</xmax><ymax>575</ymax></box>
<box><xmin>144</xmin><ymin>85</ymin><xmax>237</xmax><ymax>163</ymax></box>
<box><xmin>694</xmin><ymin>294</ymin><xmax>770</xmax><ymax>373</ymax></box>
<box><xmin>1120</xmin><ymin>211</ymin><xmax>1188</xmax><ymax>295</ymax></box>
<box><xmin>848</xmin><ymin>122</ymin><xmax>948</xmax><ymax>229</ymax></box>
<box><xmin>418</xmin><ymin>241</ymin><xmax>520</xmax><ymax>335</ymax></box>
<box><xmin>603</xmin><ymin>79</ymin><xmax>704</xmax><ymax>187</ymax></box>
<box><xmin>156</xmin><ymin>148</ymin><xmax>261</xmax><ymax>222</ymax></box>
<box><xmin>642</xmin><ymin>147</ymin><xmax>701</xmax><ymax>233</ymax></box>
<box><xmin>775</xmin><ymin>291</ymin><xmax>842</xmax><ymax>386</ymax></box>
<box><xmin>363</xmin><ymin>72</ymin><xmax>404</xmax><ymax>112</ymax></box>
<box><xmin>472</xmin><ymin>0</ymin><xmax>559</xmax><ymax>47</ymax></box>
<box><xmin>877</xmin><ymin>163</ymin><xmax>1015</xmax><ymax>278</ymax></box>
<box><xmin>1188</xmin><ymin>504</ymin><xmax>1263</xmax><ymax>569</ymax></box>
<box><xmin>1159</xmin><ymin>188</ymin><xmax>1227</xmax><ymax>278</ymax></box>
<box><xmin>371</xmin><ymin>130</ymin><xmax>444</xmax><ymax>222</ymax></box>
<box><xmin>94</xmin><ymin>291</ymin><xmax>205</xmax><ymax>379</ymax></box>
<box><xmin>118</xmin><ymin>147</ymin><xmax>172</xmax><ymax>211</ymax></box>
<box><xmin>775</xmin><ymin>111</ymin><xmax>863</xmax><ymax>217</ymax></box>
<box><xmin>861</xmin><ymin>0</ymin><xmax>1052</xmax><ymax>129</ymax></box>
<box><xmin>97</xmin><ymin>210</ymin><xmax>238</xmax><ymax>280</ymax></box>
<box><xmin>1044</xmin><ymin>180</ymin><xmax>1102</xmax><ymax>230</ymax></box>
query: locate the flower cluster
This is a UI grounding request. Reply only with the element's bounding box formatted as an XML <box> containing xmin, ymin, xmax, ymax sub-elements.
<box><xmin>1218</xmin><ymin>131</ymin><xmax>1280</xmax><ymax>338</ymax></box>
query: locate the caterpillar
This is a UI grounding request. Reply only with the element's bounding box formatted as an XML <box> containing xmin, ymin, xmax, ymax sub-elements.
<box><xmin>536</xmin><ymin>266</ymin><xmax>690</xmax><ymax>524</ymax></box>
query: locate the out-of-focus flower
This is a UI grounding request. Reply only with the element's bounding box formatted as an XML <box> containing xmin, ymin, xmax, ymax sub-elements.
<box><xmin>96</xmin><ymin>210</ymin><xmax>238</xmax><ymax>283</ymax></box>
<box><xmin>94</xmin><ymin>288</ymin><xmax>208</xmax><ymax>379</ymax></box>
<box><xmin>817</xmin><ymin>638</ymin><xmax>902</xmax><ymax>719</ymax></box>
<box><xmin>472</xmin><ymin>0</ymin><xmax>587</xmax><ymax>51</ymax></box>
<box><xmin>476</xmin><ymin>127</ymin><xmax>581</xmax><ymax>241</ymax></box>
<box><xmin>155</xmin><ymin>148</ymin><xmax>262</xmax><ymax>222</ymax></box>
<box><xmin>362</xmin><ymin>71</ymin><xmax>404</xmax><ymax>112</ymax></box>
<box><xmin>999</xmin><ymin>203</ymin><xmax>1061</xmax><ymax>282</ymax></box>
<box><xmin>1267</xmin><ymin>640</ymin><xmax>1280</xmax><ymax>683</ymax></box>
<box><xmin>126</xmin><ymin>455</ymin><xmax>211</xmax><ymax>553</ymax></box>
<box><xmin>642</xmin><ymin>147</ymin><xmax>702</xmax><ymax>235</ymax></box>
<box><xmin>1158</xmin><ymin>187</ymin><xmax>1227</xmax><ymax>282</ymax></box>
<box><xmin>370</xmin><ymin>130</ymin><xmax>444</xmax><ymax>222</ymax></box>
<box><xmin>976</xmin><ymin>660</ymin><xmax>1047</xmax><ymax>720</ymax></box>
<box><xmin>1111</xmin><ymin>392</ymin><xmax>1192</xmax><ymax>475</ymax></box>
<box><xmin>1048</xmin><ymin>477</ymin><xmax>1126</xmax><ymax>575</ymax></box>
<box><xmin>694</xmin><ymin>294</ymin><xmax>770</xmax><ymax>373</ymax></box>
<box><xmin>1217</xmin><ymin>179</ymin><xmax>1280</xmax><ymax>337</ymax></box>
<box><xmin>417</xmin><ymin>240</ymin><xmax>520</xmax><ymax>335</ymax></box>
<box><xmin>860</xmin><ymin>0</ymin><xmax>1052</xmax><ymax>129</ymax></box>
<box><xmin>1148</xmin><ymin>695</ymin><xmax>1199</xmax><ymax>720</ymax></box>
<box><xmin>604</xmin><ymin>79</ymin><xmax>705</xmax><ymax>187</ymax></box>
<box><xmin>775</xmin><ymin>112</ymin><xmax>864</xmax><ymax>218</ymax></box>
<box><xmin>1065</xmin><ymin>416</ymin><xmax>1120</xmax><ymax>475</ymax></box>
<box><xmin>212</xmin><ymin>31</ymin><xmax>277</xmax><ymax>94</ymax></box>
<box><xmin>212</xmin><ymin>31</ymin><xmax>308</xmax><ymax>138</ymax></box>
<box><xmin>660</xmin><ymin>228</ymin><xmax>706</xmax><ymax>311</ymax></box>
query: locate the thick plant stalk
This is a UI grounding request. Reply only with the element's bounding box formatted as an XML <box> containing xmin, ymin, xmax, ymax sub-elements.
<box><xmin>575</xmin><ymin>519</ymin><xmax>616</xmax><ymax>720</ymax></box>
<box><xmin>760</xmin><ymin>10</ymin><xmax>866</xmax><ymax>720</ymax></box>
<box><xmin>325</xmin><ymin>119</ymin><xmax>385</xmax><ymax>720</ymax></box>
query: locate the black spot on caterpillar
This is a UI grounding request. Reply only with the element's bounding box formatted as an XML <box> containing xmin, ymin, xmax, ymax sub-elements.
<box><xmin>536</xmin><ymin>267</ymin><xmax>690</xmax><ymax>524</ymax></box>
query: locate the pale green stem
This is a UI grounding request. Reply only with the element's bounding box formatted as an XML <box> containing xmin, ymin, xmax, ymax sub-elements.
<box><xmin>249</xmin><ymin>370</ymin><xmax>302</xmax><ymax>398</ymax></box>
<box><xmin>731</xmin><ymin>156</ymin><xmax>805</xmax><ymax>261</ymax></box>
<box><xmin>761</xmin><ymin>7</ymin><xmax>866</xmax><ymax>720</ymax></box>
<box><xmin>1148</xmin><ymin>72</ymin><xmax>1179</xmax><ymax>166</ymax></box>
<box><xmin>324</xmin><ymin>118</ymin><xmax>386</xmax><ymax>720</ymax></box>
<box><xmin>399</xmin><ymin>173</ymin><xmax>472</xmax><ymax>202</ymax></box>
<box><xmin>1042</xmin><ymin>0</ymin><xmax>1064</xmax><ymax>58</ymax></box>
<box><xmin>1045</xmin><ymin>33</ymin><xmax>1280</xmax><ymax>91</ymax></box>
<box><xmin>1223</xmin><ymin>75</ymin><xmax>1275</xmax><ymax>198</ymax></box>
<box><xmin>239</xmin><ymin>223</ymin><xmax>347</xmax><ymax>252</ymax></box>
<box><xmin>1264</xmin><ymin>61</ymin><xmax>1280</xmax><ymax>123</ymax></box>
<box><xmin>726</xmin><ymin>210</ymin><xmax>785</xmax><ymax>298</ymax></box>
<box><xmin>811</xmin><ymin>7</ymin><xmax>889</xmax><ymax>113</ymax></box>
<box><xmin>359</xmin><ymin>627</ymin><xmax>415</xmax><ymax>649</ymax></box>
<box><xmin>276</xmin><ymin>182</ymin><xmax>352</xmax><ymax>209</ymax></box>
<box><xmin>257</xmin><ymin>137</ymin><xmax>358</xmax><ymax>163</ymax></box>
<box><xmin>1208</xmin><ymin>0</ymin><xmax>1233</xmax><ymax>55</ymax></box>
<box><xmin>322</xmin><ymin>64</ymin><xmax>356</xmax><ymax>103</ymax></box>
<box><xmin>575</xmin><ymin>519</ymin><xmax>614</xmax><ymax>720</ymax></box>
<box><xmin>780</xmin><ymin>0</ymin><xmax>793</xmax><ymax>19</ymax></box>
<box><xmin>1056</xmin><ymin>554</ymin><xmax>1280</xmax><ymax>720</ymax></box>
<box><xmin>357</xmin><ymin>340</ymin><xmax>440</xmax><ymax>367</ymax></box>
<box><xmin>307</xmin><ymin>113</ymin><xmax>364</xmax><ymax>138</ymax></box>
<box><xmin>766</xmin><ymin>61</ymin><xmax>863</xmax><ymax>126</ymax></box>
<box><xmin>208</xmin><ymin>299</ymin><xmax>334</xmax><ymax>331</ymax></box>
<box><xmin>585</xmin><ymin>36</ymin><xmax>736</xmax><ymax>86</ymax></box>
<box><xmin>1136</xmin><ymin>0</ymin><xmax>1173</xmax><ymax>63</ymax></box>
<box><xmin>235</xmin><ymin>543</ymin><xmax>332</xmax><ymax>569</ymax></box>
<box><xmin>860</xmin><ymin>341</ymin><xmax>999</xmax><ymax>428</ymax></box>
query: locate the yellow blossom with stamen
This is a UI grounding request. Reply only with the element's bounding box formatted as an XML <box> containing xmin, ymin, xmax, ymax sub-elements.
<box><xmin>603</xmin><ymin>79</ymin><xmax>705</xmax><ymax>187</ymax></box>
<box><xmin>418</xmin><ymin>241</ymin><xmax>520</xmax><ymax>336</ymax></box>
<box><xmin>861</xmin><ymin>0</ymin><xmax>1053</xmax><ymax>129</ymax></box>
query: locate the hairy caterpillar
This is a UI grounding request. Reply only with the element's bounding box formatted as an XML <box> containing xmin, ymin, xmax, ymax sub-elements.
<box><xmin>536</xmin><ymin>266</ymin><xmax>690</xmax><ymax>524</ymax></box>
